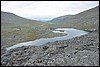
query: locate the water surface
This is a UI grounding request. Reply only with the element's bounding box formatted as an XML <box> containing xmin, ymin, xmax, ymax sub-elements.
<box><xmin>6</xmin><ymin>28</ymin><xmax>88</xmax><ymax>51</ymax></box>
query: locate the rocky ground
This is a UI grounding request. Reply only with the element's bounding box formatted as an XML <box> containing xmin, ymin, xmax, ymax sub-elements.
<box><xmin>1</xmin><ymin>32</ymin><xmax>99</xmax><ymax>66</ymax></box>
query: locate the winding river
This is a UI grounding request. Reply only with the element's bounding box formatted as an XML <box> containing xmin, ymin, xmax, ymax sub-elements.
<box><xmin>6</xmin><ymin>28</ymin><xmax>88</xmax><ymax>51</ymax></box>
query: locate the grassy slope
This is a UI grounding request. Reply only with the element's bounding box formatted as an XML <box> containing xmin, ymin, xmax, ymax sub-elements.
<box><xmin>53</xmin><ymin>6</ymin><xmax>99</xmax><ymax>32</ymax></box>
<box><xmin>1</xmin><ymin>11</ymin><xmax>57</xmax><ymax>48</ymax></box>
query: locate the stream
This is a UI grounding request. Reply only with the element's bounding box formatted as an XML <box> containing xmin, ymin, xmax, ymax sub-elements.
<box><xmin>6</xmin><ymin>28</ymin><xmax>88</xmax><ymax>51</ymax></box>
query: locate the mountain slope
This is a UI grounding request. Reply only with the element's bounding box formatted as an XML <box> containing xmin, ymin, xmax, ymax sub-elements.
<box><xmin>48</xmin><ymin>15</ymin><xmax>73</xmax><ymax>23</ymax></box>
<box><xmin>1</xmin><ymin>11</ymin><xmax>56</xmax><ymax>49</ymax></box>
<box><xmin>1</xmin><ymin>11</ymin><xmax>49</xmax><ymax>27</ymax></box>
<box><xmin>53</xmin><ymin>6</ymin><xmax>99</xmax><ymax>32</ymax></box>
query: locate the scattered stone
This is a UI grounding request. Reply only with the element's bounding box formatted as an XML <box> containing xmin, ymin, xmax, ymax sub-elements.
<box><xmin>64</xmin><ymin>44</ymin><xmax>68</xmax><ymax>47</ymax></box>
<box><xmin>1</xmin><ymin>32</ymin><xmax>99</xmax><ymax>66</ymax></box>
<box><xmin>42</xmin><ymin>46</ymin><xmax>49</xmax><ymax>51</ymax></box>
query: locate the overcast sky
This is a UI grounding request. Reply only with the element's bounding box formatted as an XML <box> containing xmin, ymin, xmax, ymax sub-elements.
<box><xmin>1</xmin><ymin>1</ymin><xmax>99</xmax><ymax>21</ymax></box>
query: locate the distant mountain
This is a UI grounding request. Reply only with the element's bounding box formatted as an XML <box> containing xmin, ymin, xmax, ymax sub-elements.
<box><xmin>48</xmin><ymin>15</ymin><xmax>73</xmax><ymax>23</ymax></box>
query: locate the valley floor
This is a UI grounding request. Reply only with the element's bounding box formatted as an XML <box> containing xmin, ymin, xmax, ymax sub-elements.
<box><xmin>1</xmin><ymin>32</ymin><xmax>99</xmax><ymax>66</ymax></box>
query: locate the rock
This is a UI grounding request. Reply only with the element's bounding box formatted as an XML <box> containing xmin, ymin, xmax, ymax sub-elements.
<box><xmin>64</xmin><ymin>44</ymin><xmax>68</xmax><ymax>47</ymax></box>
<box><xmin>40</xmin><ymin>52</ymin><xmax>48</xmax><ymax>57</ymax></box>
<box><xmin>16</xmin><ymin>58</ymin><xmax>22</xmax><ymax>61</ymax></box>
<box><xmin>13</xmin><ymin>52</ymin><xmax>19</xmax><ymax>55</ymax></box>
<box><xmin>1</xmin><ymin>48</ymin><xmax>6</xmax><ymax>55</ymax></box>
<box><xmin>54</xmin><ymin>58</ymin><xmax>66</xmax><ymax>66</ymax></box>
<box><xmin>1</xmin><ymin>61</ymin><xmax>7</xmax><ymax>66</ymax></box>
<box><xmin>73</xmin><ymin>50</ymin><xmax>78</xmax><ymax>54</ymax></box>
<box><xmin>22</xmin><ymin>47</ymin><xmax>28</xmax><ymax>50</ymax></box>
<box><xmin>42</xmin><ymin>46</ymin><xmax>49</xmax><ymax>51</ymax></box>
<box><xmin>35</xmin><ymin>59</ymin><xmax>42</xmax><ymax>63</ymax></box>
<box><xmin>2</xmin><ymin>57</ymin><xmax>9</xmax><ymax>62</ymax></box>
<box><xmin>58</xmin><ymin>46</ymin><xmax>64</xmax><ymax>49</ymax></box>
<box><xmin>87</xmin><ymin>43</ymin><xmax>94</xmax><ymax>46</ymax></box>
<box><xmin>89</xmin><ymin>46</ymin><xmax>95</xmax><ymax>48</ymax></box>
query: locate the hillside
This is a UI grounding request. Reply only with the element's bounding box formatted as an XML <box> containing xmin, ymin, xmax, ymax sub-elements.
<box><xmin>1</xmin><ymin>11</ymin><xmax>61</xmax><ymax>49</ymax></box>
<box><xmin>51</xmin><ymin>6</ymin><xmax>99</xmax><ymax>32</ymax></box>
<box><xmin>1</xmin><ymin>11</ymin><xmax>49</xmax><ymax>27</ymax></box>
<box><xmin>48</xmin><ymin>15</ymin><xmax>73</xmax><ymax>23</ymax></box>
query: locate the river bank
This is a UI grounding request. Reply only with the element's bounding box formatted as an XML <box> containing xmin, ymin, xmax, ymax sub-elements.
<box><xmin>1</xmin><ymin>32</ymin><xmax>99</xmax><ymax>66</ymax></box>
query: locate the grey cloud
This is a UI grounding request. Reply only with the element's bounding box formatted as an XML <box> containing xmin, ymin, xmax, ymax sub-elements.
<box><xmin>1</xmin><ymin>1</ymin><xmax>99</xmax><ymax>21</ymax></box>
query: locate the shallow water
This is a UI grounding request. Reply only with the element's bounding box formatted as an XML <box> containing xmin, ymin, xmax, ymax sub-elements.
<box><xmin>6</xmin><ymin>28</ymin><xmax>88</xmax><ymax>51</ymax></box>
